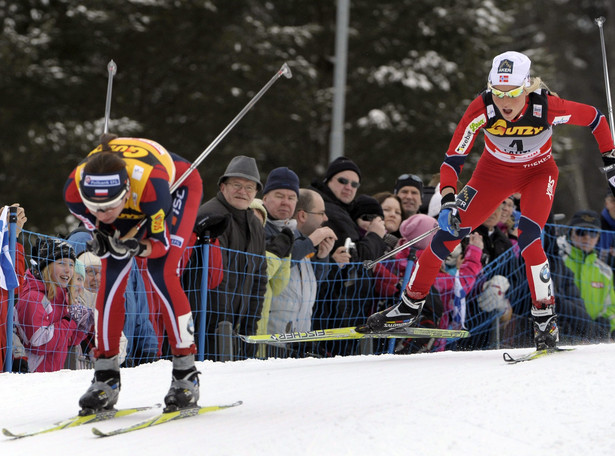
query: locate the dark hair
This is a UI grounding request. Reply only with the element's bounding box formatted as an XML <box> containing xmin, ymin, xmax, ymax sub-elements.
<box><xmin>84</xmin><ymin>150</ymin><xmax>126</xmax><ymax>175</ymax></box>
<box><xmin>83</xmin><ymin>133</ymin><xmax>125</xmax><ymax>174</ymax></box>
<box><xmin>372</xmin><ymin>191</ymin><xmax>408</xmax><ymax>220</ymax></box>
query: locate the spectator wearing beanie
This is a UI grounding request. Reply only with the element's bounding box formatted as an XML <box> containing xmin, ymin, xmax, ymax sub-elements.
<box><xmin>263</xmin><ymin>166</ymin><xmax>300</xmax><ymax>225</ymax></box>
<box><xmin>309</xmin><ymin>159</ymin><xmax>390</xmax><ymax>353</ymax></box>
<box><xmin>394</xmin><ymin>173</ymin><xmax>424</xmax><ymax>217</ymax></box>
<box><xmin>15</xmin><ymin>239</ymin><xmax>92</xmax><ymax>372</ymax></box>
<box><xmin>256</xmin><ymin>167</ymin><xmax>302</xmax><ymax>337</ymax></box>
<box><xmin>309</xmin><ymin>157</ymin><xmax>387</xmax><ymax>262</ymax></box>
<box><xmin>194</xmin><ymin>156</ymin><xmax>267</xmax><ymax>354</ymax></box>
<box><xmin>393</xmin><ymin>214</ymin><xmax>439</xmax><ymax>277</ymax></box>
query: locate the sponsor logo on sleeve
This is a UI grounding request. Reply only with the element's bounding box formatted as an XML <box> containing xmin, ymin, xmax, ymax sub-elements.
<box><xmin>455</xmin><ymin>115</ymin><xmax>486</xmax><ymax>154</ymax></box>
<box><xmin>151</xmin><ymin>209</ymin><xmax>166</xmax><ymax>233</ymax></box>
<box><xmin>455</xmin><ymin>185</ymin><xmax>477</xmax><ymax>211</ymax></box>
<box><xmin>551</xmin><ymin>115</ymin><xmax>571</xmax><ymax>126</ymax></box>
<box><xmin>170</xmin><ymin>234</ymin><xmax>184</xmax><ymax>248</ymax></box>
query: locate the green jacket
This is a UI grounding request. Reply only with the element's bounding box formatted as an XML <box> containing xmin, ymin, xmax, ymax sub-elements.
<box><xmin>564</xmin><ymin>246</ymin><xmax>615</xmax><ymax>332</ymax></box>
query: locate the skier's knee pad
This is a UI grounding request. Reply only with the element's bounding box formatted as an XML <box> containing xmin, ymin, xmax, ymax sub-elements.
<box><xmin>517</xmin><ymin>216</ymin><xmax>541</xmax><ymax>252</ymax></box>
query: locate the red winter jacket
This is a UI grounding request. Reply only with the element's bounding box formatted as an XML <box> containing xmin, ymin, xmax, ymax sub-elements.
<box><xmin>15</xmin><ymin>270</ymin><xmax>88</xmax><ymax>372</ymax></box>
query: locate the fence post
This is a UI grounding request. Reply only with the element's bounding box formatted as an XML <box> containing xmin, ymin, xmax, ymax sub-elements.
<box><xmin>4</xmin><ymin>206</ymin><xmax>18</xmax><ymax>373</ymax></box>
<box><xmin>492</xmin><ymin>315</ymin><xmax>501</xmax><ymax>350</ymax></box>
<box><xmin>197</xmin><ymin>242</ymin><xmax>210</xmax><ymax>361</ymax></box>
<box><xmin>359</xmin><ymin>338</ymin><xmax>373</xmax><ymax>355</ymax></box>
<box><xmin>387</xmin><ymin>248</ymin><xmax>416</xmax><ymax>354</ymax></box>
<box><xmin>215</xmin><ymin>321</ymin><xmax>234</xmax><ymax>361</ymax></box>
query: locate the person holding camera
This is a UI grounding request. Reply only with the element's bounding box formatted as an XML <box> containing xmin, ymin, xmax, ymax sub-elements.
<box><xmin>309</xmin><ymin>157</ymin><xmax>388</xmax><ymax>263</ymax></box>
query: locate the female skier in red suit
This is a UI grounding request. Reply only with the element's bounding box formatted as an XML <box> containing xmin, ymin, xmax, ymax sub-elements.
<box><xmin>364</xmin><ymin>51</ymin><xmax>615</xmax><ymax>350</ymax></box>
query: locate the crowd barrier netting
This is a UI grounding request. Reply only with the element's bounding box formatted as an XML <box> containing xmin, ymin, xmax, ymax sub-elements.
<box><xmin>1</xmin><ymin>223</ymin><xmax>612</xmax><ymax>372</ymax></box>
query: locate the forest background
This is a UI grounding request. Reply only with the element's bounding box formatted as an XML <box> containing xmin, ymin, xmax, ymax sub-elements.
<box><xmin>1</xmin><ymin>0</ymin><xmax>614</xmax><ymax>234</ymax></box>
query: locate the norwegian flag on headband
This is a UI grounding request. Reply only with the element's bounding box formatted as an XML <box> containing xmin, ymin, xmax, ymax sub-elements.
<box><xmin>498</xmin><ymin>75</ymin><xmax>509</xmax><ymax>84</ymax></box>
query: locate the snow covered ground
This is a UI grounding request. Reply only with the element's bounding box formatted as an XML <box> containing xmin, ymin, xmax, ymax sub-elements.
<box><xmin>1</xmin><ymin>343</ymin><xmax>614</xmax><ymax>455</ymax></box>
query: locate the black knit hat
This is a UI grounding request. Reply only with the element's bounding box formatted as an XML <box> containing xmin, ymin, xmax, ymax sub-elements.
<box><xmin>263</xmin><ymin>167</ymin><xmax>300</xmax><ymax>197</ymax></box>
<box><xmin>33</xmin><ymin>239</ymin><xmax>76</xmax><ymax>277</ymax></box>
<box><xmin>394</xmin><ymin>173</ymin><xmax>424</xmax><ymax>198</ymax></box>
<box><xmin>349</xmin><ymin>195</ymin><xmax>384</xmax><ymax>221</ymax></box>
<box><xmin>324</xmin><ymin>156</ymin><xmax>361</xmax><ymax>182</ymax></box>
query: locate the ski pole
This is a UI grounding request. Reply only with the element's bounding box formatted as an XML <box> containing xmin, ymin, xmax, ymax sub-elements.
<box><xmin>595</xmin><ymin>17</ymin><xmax>615</xmax><ymax>142</ymax></box>
<box><xmin>123</xmin><ymin>62</ymin><xmax>293</xmax><ymax>239</ymax></box>
<box><xmin>169</xmin><ymin>62</ymin><xmax>292</xmax><ymax>195</ymax></box>
<box><xmin>363</xmin><ymin>227</ymin><xmax>438</xmax><ymax>270</ymax></box>
<box><xmin>103</xmin><ymin>60</ymin><xmax>117</xmax><ymax>134</ymax></box>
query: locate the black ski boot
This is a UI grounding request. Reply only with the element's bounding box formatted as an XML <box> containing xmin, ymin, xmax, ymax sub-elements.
<box><xmin>164</xmin><ymin>354</ymin><xmax>200</xmax><ymax>413</ymax></box>
<box><xmin>532</xmin><ymin>298</ymin><xmax>559</xmax><ymax>350</ymax></box>
<box><xmin>78</xmin><ymin>356</ymin><xmax>121</xmax><ymax>416</ymax></box>
<box><xmin>360</xmin><ymin>292</ymin><xmax>426</xmax><ymax>332</ymax></box>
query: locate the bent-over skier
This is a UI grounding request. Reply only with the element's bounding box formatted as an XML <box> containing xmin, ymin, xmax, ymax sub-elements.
<box><xmin>64</xmin><ymin>134</ymin><xmax>203</xmax><ymax>414</ymax></box>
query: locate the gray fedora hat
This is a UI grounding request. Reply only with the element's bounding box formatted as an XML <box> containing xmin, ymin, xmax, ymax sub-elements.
<box><xmin>217</xmin><ymin>155</ymin><xmax>262</xmax><ymax>191</ymax></box>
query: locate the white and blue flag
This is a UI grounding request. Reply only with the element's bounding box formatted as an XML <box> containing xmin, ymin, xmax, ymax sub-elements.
<box><xmin>0</xmin><ymin>206</ymin><xmax>19</xmax><ymax>291</ymax></box>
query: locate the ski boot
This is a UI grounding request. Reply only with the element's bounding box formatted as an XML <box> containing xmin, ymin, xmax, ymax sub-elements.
<box><xmin>163</xmin><ymin>354</ymin><xmax>200</xmax><ymax>413</ymax></box>
<box><xmin>359</xmin><ymin>292</ymin><xmax>426</xmax><ymax>333</ymax></box>
<box><xmin>78</xmin><ymin>356</ymin><xmax>121</xmax><ymax>416</ymax></box>
<box><xmin>532</xmin><ymin>297</ymin><xmax>559</xmax><ymax>350</ymax></box>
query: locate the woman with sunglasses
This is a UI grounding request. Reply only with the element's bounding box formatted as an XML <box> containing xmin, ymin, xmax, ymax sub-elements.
<box><xmin>64</xmin><ymin>134</ymin><xmax>203</xmax><ymax>414</ymax></box>
<box><xmin>363</xmin><ymin>51</ymin><xmax>615</xmax><ymax>352</ymax></box>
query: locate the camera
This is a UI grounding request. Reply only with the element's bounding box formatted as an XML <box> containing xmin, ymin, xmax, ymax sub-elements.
<box><xmin>344</xmin><ymin>237</ymin><xmax>356</xmax><ymax>254</ymax></box>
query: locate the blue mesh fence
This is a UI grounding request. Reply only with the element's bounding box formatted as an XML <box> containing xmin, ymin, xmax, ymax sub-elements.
<box><xmin>2</xmin><ymin>223</ymin><xmax>614</xmax><ymax>372</ymax></box>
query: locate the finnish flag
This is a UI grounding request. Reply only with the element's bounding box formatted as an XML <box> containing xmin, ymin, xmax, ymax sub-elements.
<box><xmin>452</xmin><ymin>270</ymin><xmax>467</xmax><ymax>330</ymax></box>
<box><xmin>0</xmin><ymin>206</ymin><xmax>19</xmax><ymax>291</ymax></box>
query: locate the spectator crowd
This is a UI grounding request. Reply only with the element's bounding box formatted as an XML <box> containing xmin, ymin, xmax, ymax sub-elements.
<box><xmin>3</xmin><ymin>155</ymin><xmax>615</xmax><ymax>371</ymax></box>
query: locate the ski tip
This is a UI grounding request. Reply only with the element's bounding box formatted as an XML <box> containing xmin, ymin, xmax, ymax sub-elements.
<box><xmin>2</xmin><ymin>428</ymin><xmax>18</xmax><ymax>438</ymax></box>
<box><xmin>91</xmin><ymin>427</ymin><xmax>108</xmax><ymax>437</ymax></box>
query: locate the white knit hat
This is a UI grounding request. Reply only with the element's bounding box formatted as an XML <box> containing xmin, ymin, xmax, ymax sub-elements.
<box><xmin>78</xmin><ymin>251</ymin><xmax>102</xmax><ymax>268</ymax></box>
<box><xmin>488</xmin><ymin>51</ymin><xmax>531</xmax><ymax>87</ymax></box>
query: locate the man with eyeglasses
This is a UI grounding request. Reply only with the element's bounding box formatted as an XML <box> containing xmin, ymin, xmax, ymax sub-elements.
<box><xmin>195</xmin><ymin>155</ymin><xmax>267</xmax><ymax>356</ymax></box>
<box><xmin>394</xmin><ymin>173</ymin><xmax>424</xmax><ymax>217</ymax></box>
<box><xmin>362</xmin><ymin>51</ymin><xmax>615</xmax><ymax>352</ymax></box>
<box><xmin>64</xmin><ymin>134</ymin><xmax>203</xmax><ymax>414</ymax></box>
<box><xmin>268</xmin><ymin>189</ymin><xmax>347</xmax><ymax>336</ymax></box>
<box><xmin>563</xmin><ymin>210</ymin><xmax>615</xmax><ymax>342</ymax></box>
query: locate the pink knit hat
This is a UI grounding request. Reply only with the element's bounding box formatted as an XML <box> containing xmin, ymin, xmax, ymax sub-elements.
<box><xmin>399</xmin><ymin>214</ymin><xmax>438</xmax><ymax>250</ymax></box>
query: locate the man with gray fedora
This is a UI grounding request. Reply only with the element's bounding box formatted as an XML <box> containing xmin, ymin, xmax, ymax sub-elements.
<box><xmin>194</xmin><ymin>155</ymin><xmax>267</xmax><ymax>359</ymax></box>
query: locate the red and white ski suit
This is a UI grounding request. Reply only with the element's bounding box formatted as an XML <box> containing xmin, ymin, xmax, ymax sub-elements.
<box><xmin>407</xmin><ymin>89</ymin><xmax>615</xmax><ymax>304</ymax></box>
<box><xmin>64</xmin><ymin>138</ymin><xmax>203</xmax><ymax>358</ymax></box>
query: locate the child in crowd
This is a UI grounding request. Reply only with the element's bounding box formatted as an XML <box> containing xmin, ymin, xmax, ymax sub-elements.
<box><xmin>15</xmin><ymin>239</ymin><xmax>93</xmax><ymax>372</ymax></box>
